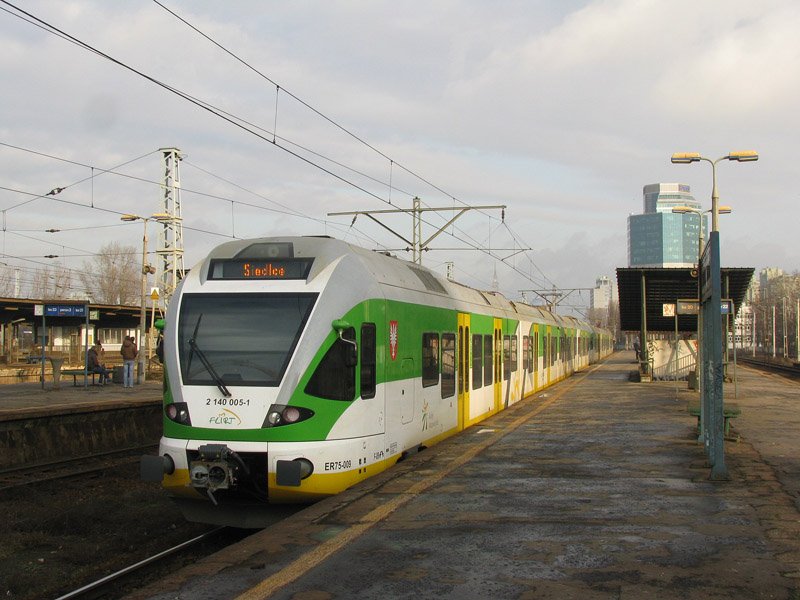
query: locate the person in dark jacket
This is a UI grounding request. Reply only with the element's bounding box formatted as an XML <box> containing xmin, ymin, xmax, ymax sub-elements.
<box><xmin>120</xmin><ymin>336</ymin><xmax>138</xmax><ymax>388</ymax></box>
<box><xmin>87</xmin><ymin>342</ymin><xmax>112</xmax><ymax>384</ymax></box>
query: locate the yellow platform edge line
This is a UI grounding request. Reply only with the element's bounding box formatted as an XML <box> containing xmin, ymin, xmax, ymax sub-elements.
<box><xmin>235</xmin><ymin>362</ymin><xmax>602</xmax><ymax>600</ymax></box>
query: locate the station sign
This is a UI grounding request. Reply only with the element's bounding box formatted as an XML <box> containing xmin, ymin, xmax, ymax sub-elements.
<box><xmin>677</xmin><ymin>299</ymin><xmax>699</xmax><ymax>315</ymax></box>
<box><xmin>676</xmin><ymin>299</ymin><xmax>732</xmax><ymax>315</ymax></box>
<box><xmin>44</xmin><ymin>304</ymin><xmax>87</xmax><ymax>317</ymax></box>
<box><xmin>720</xmin><ymin>299</ymin><xmax>733</xmax><ymax>315</ymax></box>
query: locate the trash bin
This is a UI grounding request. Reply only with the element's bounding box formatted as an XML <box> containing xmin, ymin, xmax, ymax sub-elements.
<box><xmin>688</xmin><ymin>369</ymin><xmax>697</xmax><ymax>390</ymax></box>
<box><xmin>113</xmin><ymin>366</ymin><xmax>124</xmax><ymax>384</ymax></box>
<box><xmin>49</xmin><ymin>357</ymin><xmax>65</xmax><ymax>389</ymax></box>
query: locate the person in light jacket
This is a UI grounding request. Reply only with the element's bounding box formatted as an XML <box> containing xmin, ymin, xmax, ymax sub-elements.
<box><xmin>120</xmin><ymin>336</ymin><xmax>138</xmax><ymax>388</ymax></box>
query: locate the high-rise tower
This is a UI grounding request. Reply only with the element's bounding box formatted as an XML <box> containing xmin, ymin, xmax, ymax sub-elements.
<box><xmin>627</xmin><ymin>183</ymin><xmax>706</xmax><ymax>267</ymax></box>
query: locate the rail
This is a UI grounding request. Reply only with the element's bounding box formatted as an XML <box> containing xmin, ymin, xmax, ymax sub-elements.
<box><xmin>53</xmin><ymin>527</ymin><xmax>229</xmax><ymax>600</ymax></box>
<box><xmin>739</xmin><ymin>355</ymin><xmax>800</xmax><ymax>377</ymax></box>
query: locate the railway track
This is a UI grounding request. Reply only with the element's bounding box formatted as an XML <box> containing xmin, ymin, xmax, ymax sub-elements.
<box><xmin>738</xmin><ymin>355</ymin><xmax>800</xmax><ymax>377</ymax></box>
<box><xmin>52</xmin><ymin>526</ymin><xmax>250</xmax><ymax>600</ymax></box>
<box><xmin>0</xmin><ymin>444</ymin><xmax>158</xmax><ymax>491</ymax></box>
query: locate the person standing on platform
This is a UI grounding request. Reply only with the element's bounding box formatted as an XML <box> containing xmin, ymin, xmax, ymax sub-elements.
<box><xmin>120</xmin><ymin>335</ymin><xmax>138</xmax><ymax>388</ymax></box>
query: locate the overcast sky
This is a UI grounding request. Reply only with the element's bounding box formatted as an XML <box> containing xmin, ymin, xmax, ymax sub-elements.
<box><xmin>1</xmin><ymin>1</ymin><xmax>797</xmax><ymax>310</ymax></box>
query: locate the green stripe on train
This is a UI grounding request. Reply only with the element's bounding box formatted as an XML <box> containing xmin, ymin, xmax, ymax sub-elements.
<box><xmin>162</xmin><ymin>298</ymin><xmax>521</xmax><ymax>442</ymax></box>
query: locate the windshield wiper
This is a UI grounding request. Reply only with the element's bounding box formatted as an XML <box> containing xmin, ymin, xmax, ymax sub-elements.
<box><xmin>187</xmin><ymin>314</ymin><xmax>231</xmax><ymax>397</ymax></box>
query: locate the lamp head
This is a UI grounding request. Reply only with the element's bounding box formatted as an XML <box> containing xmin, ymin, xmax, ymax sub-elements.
<box><xmin>671</xmin><ymin>152</ymin><xmax>701</xmax><ymax>164</ymax></box>
<box><xmin>671</xmin><ymin>206</ymin><xmax>696</xmax><ymax>214</ymax></box>
<box><xmin>120</xmin><ymin>214</ymin><xmax>141</xmax><ymax>222</ymax></box>
<box><xmin>727</xmin><ymin>150</ymin><xmax>758</xmax><ymax>162</ymax></box>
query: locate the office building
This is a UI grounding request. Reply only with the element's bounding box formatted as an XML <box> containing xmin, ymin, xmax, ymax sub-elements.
<box><xmin>627</xmin><ymin>183</ymin><xmax>707</xmax><ymax>267</ymax></box>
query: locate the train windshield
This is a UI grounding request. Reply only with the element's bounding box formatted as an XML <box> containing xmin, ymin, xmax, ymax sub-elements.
<box><xmin>177</xmin><ymin>293</ymin><xmax>317</xmax><ymax>387</ymax></box>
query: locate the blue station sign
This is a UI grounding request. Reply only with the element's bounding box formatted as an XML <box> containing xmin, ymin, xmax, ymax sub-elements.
<box><xmin>44</xmin><ymin>304</ymin><xmax>87</xmax><ymax>317</ymax></box>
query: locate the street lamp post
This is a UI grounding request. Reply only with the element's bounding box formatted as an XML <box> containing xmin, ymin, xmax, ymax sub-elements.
<box><xmin>121</xmin><ymin>213</ymin><xmax>168</xmax><ymax>384</ymax></box>
<box><xmin>671</xmin><ymin>151</ymin><xmax>757</xmax><ymax>233</ymax></box>
<box><xmin>672</xmin><ymin>205</ymin><xmax>731</xmax><ymax>433</ymax></box>
<box><xmin>671</xmin><ymin>150</ymin><xmax>757</xmax><ymax>480</ymax></box>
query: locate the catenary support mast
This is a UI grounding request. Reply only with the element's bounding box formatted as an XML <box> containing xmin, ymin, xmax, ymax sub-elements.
<box><xmin>156</xmin><ymin>147</ymin><xmax>185</xmax><ymax>308</ymax></box>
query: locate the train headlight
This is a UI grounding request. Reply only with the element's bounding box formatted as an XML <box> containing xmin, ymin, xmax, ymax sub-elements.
<box><xmin>263</xmin><ymin>404</ymin><xmax>314</xmax><ymax>428</ymax></box>
<box><xmin>166</xmin><ymin>402</ymin><xmax>191</xmax><ymax>425</ymax></box>
<box><xmin>283</xmin><ymin>406</ymin><xmax>301</xmax><ymax>423</ymax></box>
<box><xmin>296</xmin><ymin>458</ymin><xmax>314</xmax><ymax>479</ymax></box>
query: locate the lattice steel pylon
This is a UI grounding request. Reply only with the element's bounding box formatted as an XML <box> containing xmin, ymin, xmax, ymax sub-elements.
<box><xmin>156</xmin><ymin>147</ymin><xmax>185</xmax><ymax>308</ymax></box>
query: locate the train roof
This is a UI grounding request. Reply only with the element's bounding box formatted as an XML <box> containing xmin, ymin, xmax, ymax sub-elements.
<box><xmin>198</xmin><ymin>235</ymin><xmax>607</xmax><ymax>335</ymax></box>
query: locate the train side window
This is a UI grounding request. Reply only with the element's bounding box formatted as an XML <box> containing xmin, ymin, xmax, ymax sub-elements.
<box><xmin>503</xmin><ymin>335</ymin><xmax>511</xmax><ymax>380</ymax></box>
<box><xmin>522</xmin><ymin>336</ymin><xmax>529</xmax><ymax>371</ymax></box>
<box><xmin>472</xmin><ymin>334</ymin><xmax>483</xmax><ymax>389</ymax></box>
<box><xmin>529</xmin><ymin>336</ymin><xmax>534</xmax><ymax>371</ymax></box>
<box><xmin>422</xmin><ymin>332</ymin><xmax>439</xmax><ymax>388</ymax></box>
<box><xmin>360</xmin><ymin>323</ymin><xmax>376</xmax><ymax>399</ymax></box>
<box><xmin>511</xmin><ymin>335</ymin><xmax>518</xmax><ymax>373</ymax></box>
<box><xmin>441</xmin><ymin>333</ymin><xmax>455</xmax><ymax>398</ymax></box>
<box><xmin>305</xmin><ymin>327</ymin><xmax>356</xmax><ymax>401</ymax></box>
<box><xmin>483</xmin><ymin>334</ymin><xmax>493</xmax><ymax>384</ymax></box>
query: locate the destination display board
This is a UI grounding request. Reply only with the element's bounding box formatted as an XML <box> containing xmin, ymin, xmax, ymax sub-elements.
<box><xmin>208</xmin><ymin>258</ymin><xmax>314</xmax><ymax>281</ymax></box>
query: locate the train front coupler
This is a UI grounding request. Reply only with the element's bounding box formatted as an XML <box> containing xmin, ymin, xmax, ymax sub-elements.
<box><xmin>189</xmin><ymin>444</ymin><xmax>250</xmax><ymax>505</ymax></box>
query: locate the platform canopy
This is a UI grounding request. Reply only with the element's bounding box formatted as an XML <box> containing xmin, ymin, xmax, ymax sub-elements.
<box><xmin>616</xmin><ymin>267</ymin><xmax>754</xmax><ymax>333</ymax></box>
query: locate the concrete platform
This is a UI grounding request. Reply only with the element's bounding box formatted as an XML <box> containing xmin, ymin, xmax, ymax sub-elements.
<box><xmin>125</xmin><ymin>352</ymin><xmax>800</xmax><ymax>599</ymax></box>
<box><xmin>0</xmin><ymin>380</ymin><xmax>163</xmax><ymax>469</ymax></box>
<box><xmin>0</xmin><ymin>379</ymin><xmax>162</xmax><ymax>420</ymax></box>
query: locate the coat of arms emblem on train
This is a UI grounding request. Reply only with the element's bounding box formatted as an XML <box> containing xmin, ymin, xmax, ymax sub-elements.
<box><xmin>389</xmin><ymin>320</ymin><xmax>398</xmax><ymax>360</ymax></box>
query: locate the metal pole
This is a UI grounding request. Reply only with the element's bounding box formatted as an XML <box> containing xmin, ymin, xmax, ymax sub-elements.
<box><xmin>783</xmin><ymin>297</ymin><xmax>788</xmax><ymax>359</ymax></box>
<box><xmin>84</xmin><ymin>303</ymin><xmax>89</xmax><ymax>388</ymax></box>
<box><xmin>696</xmin><ymin>222</ymin><xmax>703</xmax><ymax>411</ymax></box>
<box><xmin>710</xmin><ymin>159</ymin><xmax>719</xmax><ymax>233</ymax></box>
<box><xmin>674</xmin><ymin>312</ymin><xmax>679</xmax><ymax>395</ymax></box>
<box><xmin>641</xmin><ymin>271</ymin><xmax>648</xmax><ymax>376</ymax></box>
<box><xmin>732</xmin><ymin>301</ymin><xmax>738</xmax><ymax>399</ymax></box>
<box><xmin>772</xmin><ymin>305</ymin><xmax>776</xmax><ymax>358</ymax></box>
<box><xmin>138</xmin><ymin>219</ymin><xmax>148</xmax><ymax>384</ymax></box>
<box><xmin>40</xmin><ymin>313</ymin><xmax>46</xmax><ymax>390</ymax></box>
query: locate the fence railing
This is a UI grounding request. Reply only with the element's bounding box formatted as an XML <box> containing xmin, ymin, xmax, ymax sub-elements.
<box><xmin>652</xmin><ymin>353</ymin><xmax>697</xmax><ymax>381</ymax></box>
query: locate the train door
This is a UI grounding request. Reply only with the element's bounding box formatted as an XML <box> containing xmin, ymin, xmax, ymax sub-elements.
<box><xmin>493</xmin><ymin>318</ymin><xmax>502</xmax><ymax>413</ymax></box>
<box><xmin>400</xmin><ymin>357</ymin><xmax>415</xmax><ymax>425</ymax></box>
<box><xmin>457</xmin><ymin>313</ymin><xmax>470</xmax><ymax>431</ymax></box>
<box><xmin>533</xmin><ymin>326</ymin><xmax>539</xmax><ymax>392</ymax></box>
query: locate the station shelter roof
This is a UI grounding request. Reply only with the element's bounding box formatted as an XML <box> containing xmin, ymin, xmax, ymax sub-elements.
<box><xmin>0</xmin><ymin>297</ymin><xmax>142</xmax><ymax>330</ymax></box>
<box><xmin>616</xmin><ymin>267</ymin><xmax>754</xmax><ymax>333</ymax></box>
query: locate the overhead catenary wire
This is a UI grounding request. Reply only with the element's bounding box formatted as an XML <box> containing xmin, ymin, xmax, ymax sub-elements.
<box><xmin>1</xmin><ymin>1</ymin><xmax>561</xmax><ymax>299</ymax></box>
<box><xmin>0</xmin><ymin>2</ymin><xmax>502</xmax><ymax>264</ymax></box>
<box><xmin>149</xmin><ymin>0</ymin><xmax>528</xmax><ymax>267</ymax></box>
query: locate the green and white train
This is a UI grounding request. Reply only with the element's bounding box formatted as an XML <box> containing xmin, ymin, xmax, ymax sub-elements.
<box><xmin>142</xmin><ymin>236</ymin><xmax>613</xmax><ymax>526</ymax></box>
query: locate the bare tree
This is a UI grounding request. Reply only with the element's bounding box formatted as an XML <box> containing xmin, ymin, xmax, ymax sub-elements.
<box><xmin>79</xmin><ymin>242</ymin><xmax>139</xmax><ymax>305</ymax></box>
<box><xmin>28</xmin><ymin>264</ymin><xmax>75</xmax><ymax>299</ymax></box>
<box><xmin>0</xmin><ymin>266</ymin><xmax>15</xmax><ymax>297</ymax></box>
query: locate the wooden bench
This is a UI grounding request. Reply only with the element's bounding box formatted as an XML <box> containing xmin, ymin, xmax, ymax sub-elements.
<box><xmin>61</xmin><ymin>369</ymin><xmax>101</xmax><ymax>386</ymax></box>
<box><xmin>687</xmin><ymin>402</ymin><xmax>741</xmax><ymax>437</ymax></box>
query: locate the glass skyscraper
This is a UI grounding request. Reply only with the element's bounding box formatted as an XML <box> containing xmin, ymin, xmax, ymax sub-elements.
<box><xmin>627</xmin><ymin>183</ymin><xmax>707</xmax><ymax>267</ymax></box>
